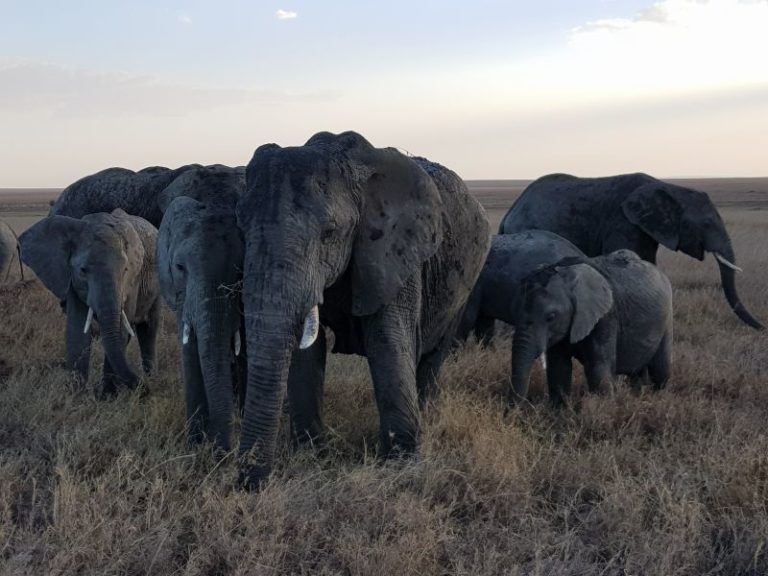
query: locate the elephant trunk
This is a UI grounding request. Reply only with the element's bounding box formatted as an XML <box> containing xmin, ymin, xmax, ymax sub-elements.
<box><xmin>95</xmin><ymin>289</ymin><xmax>139</xmax><ymax>387</ymax></box>
<box><xmin>239</xmin><ymin>261</ymin><xmax>312</xmax><ymax>488</ymax></box>
<box><xmin>510</xmin><ymin>327</ymin><xmax>543</xmax><ymax>403</ymax></box>
<box><xmin>712</xmin><ymin>241</ymin><xmax>763</xmax><ymax>330</ymax></box>
<box><xmin>194</xmin><ymin>295</ymin><xmax>236</xmax><ymax>452</ymax></box>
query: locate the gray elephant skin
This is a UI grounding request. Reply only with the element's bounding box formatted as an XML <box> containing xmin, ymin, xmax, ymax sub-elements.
<box><xmin>512</xmin><ymin>250</ymin><xmax>673</xmax><ymax>406</ymax></box>
<box><xmin>458</xmin><ymin>231</ymin><xmax>584</xmax><ymax>344</ymax></box>
<box><xmin>499</xmin><ymin>173</ymin><xmax>762</xmax><ymax>330</ymax></box>
<box><xmin>236</xmin><ymin>131</ymin><xmax>490</xmax><ymax>488</ymax></box>
<box><xmin>156</xmin><ymin>166</ymin><xmax>246</xmax><ymax>452</ymax></box>
<box><xmin>19</xmin><ymin>209</ymin><xmax>161</xmax><ymax>396</ymax></box>
<box><xmin>50</xmin><ymin>164</ymin><xmax>202</xmax><ymax>227</ymax></box>
<box><xmin>0</xmin><ymin>218</ymin><xmax>23</xmax><ymax>283</ymax></box>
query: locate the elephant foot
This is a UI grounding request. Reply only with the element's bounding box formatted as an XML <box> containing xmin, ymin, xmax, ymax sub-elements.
<box><xmin>237</xmin><ymin>464</ymin><xmax>271</xmax><ymax>492</ymax></box>
<box><xmin>95</xmin><ymin>375</ymin><xmax>142</xmax><ymax>400</ymax></box>
<box><xmin>380</xmin><ymin>428</ymin><xmax>418</xmax><ymax>460</ymax></box>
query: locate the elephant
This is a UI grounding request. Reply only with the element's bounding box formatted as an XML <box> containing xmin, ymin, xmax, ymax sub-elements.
<box><xmin>498</xmin><ymin>173</ymin><xmax>762</xmax><ymax>330</ymax></box>
<box><xmin>156</xmin><ymin>165</ymin><xmax>246</xmax><ymax>452</ymax></box>
<box><xmin>0</xmin><ymin>218</ymin><xmax>23</xmax><ymax>283</ymax></box>
<box><xmin>457</xmin><ymin>231</ymin><xmax>584</xmax><ymax>345</ymax></box>
<box><xmin>19</xmin><ymin>209</ymin><xmax>161</xmax><ymax>396</ymax></box>
<box><xmin>511</xmin><ymin>250</ymin><xmax>673</xmax><ymax>406</ymax></box>
<box><xmin>235</xmin><ymin>130</ymin><xmax>490</xmax><ymax>488</ymax></box>
<box><xmin>50</xmin><ymin>163</ymin><xmax>203</xmax><ymax>227</ymax></box>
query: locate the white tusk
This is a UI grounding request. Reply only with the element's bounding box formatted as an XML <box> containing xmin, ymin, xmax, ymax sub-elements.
<box><xmin>122</xmin><ymin>311</ymin><xmax>136</xmax><ymax>339</ymax></box>
<box><xmin>182</xmin><ymin>322</ymin><xmax>190</xmax><ymax>345</ymax></box>
<box><xmin>715</xmin><ymin>253</ymin><xmax>743</xmax><ymax>273</ymax></box>
<box><xmin>538</xmin><ymin>353</ymin><xmax>547</xmax><ymax>371</ymax></box>
<box><xmin>83</xmin><ymin>307</ymin><xmax>94</xmax><ymax>334</ymax></box>
<box><xmin>299</xmin><ymin>305</ymin><xmax>320</xmax><ymax>350</ymax></box>
<box><xmin>234</xmin><ymin>330</ymin><xmax>241</xmax><ymax>356</ymax></box>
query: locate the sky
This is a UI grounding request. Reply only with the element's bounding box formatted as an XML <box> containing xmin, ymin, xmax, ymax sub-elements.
<box><xmin>1</xmin><ymin>0</ymin><xmax>767</xmax><ymax>187</ymax></box>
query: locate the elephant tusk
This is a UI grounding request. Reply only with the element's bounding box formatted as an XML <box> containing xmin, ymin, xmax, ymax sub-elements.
<box><xmin>299</xmin><ymin>305</ymin><xmax>320</xmax><ymax>350</ymax></box>
<box><xmin>122</xmin><ymin>311</ymin><xmax>136</xmax><ymax>339</ymax></box>
<box><xmin>715</xmin><ymin>253</ymin><xmax>743</xmax><ymax>273</ymax></box>
<box><xmin>538</xmin><ymin>353</ymin><xmax>547</xmax><ymax>371</ymax></box>
<box><xmin>83</xmin><ymin>307</ymin><xmax>94</xmax><ymax>334</ymax></box>
<box><xmin>182</xmin><ymin>322</ymin><xmax>190</xmax><ymax>345</ymax></box>
<box><xmin>234</xmin><ymin>330</ymin><xmax>241</xmax><ymax>356</ymax></box>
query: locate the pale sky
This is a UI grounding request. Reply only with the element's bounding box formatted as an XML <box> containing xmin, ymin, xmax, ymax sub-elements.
<box><xmin>1</xmin><ymin>0</ymin><xmax>767</xmax><ymax>187</ymax></box>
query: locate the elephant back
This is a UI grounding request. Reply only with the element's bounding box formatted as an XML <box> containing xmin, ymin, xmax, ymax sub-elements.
<box><xmin>50</xmin><ymin>164</ymin><xmax>201</xmax><ymax>226</ymax></box>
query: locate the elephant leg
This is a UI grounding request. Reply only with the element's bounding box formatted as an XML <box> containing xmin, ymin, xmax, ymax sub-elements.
<box><xmin>546</xmin><ymin>342</ymin><xmax>573</xmax><ymax>408</ymax></box>
<box><xmin>180</xmin><ymin>325</ymin><xmax>209</xmax><ymax>444</ymax></box>
<box><xmin>364</xmin><ymin>280</ymin><xmax>421</xmax><ymax>456</ymax></box>
<box><xmin>287</xmin><ymin>328</ymin><xmax>327</xmax><ymax>447</ymax></box>
<box><xmin>64</xmin><ymin>288</ymin><xmax>93</xmax><ymax>384</ymax></box>
<box><xmin>583</xmin><ymin>360</ymin><xmax>613</xmax><ymax>395</ymax></box>
<box><xmin>474</xmin><ymin>315</ymin><xmax>496</xmax><ymax>347</ymax></box>
<box><xmin>629</xmin><ymin>368</ymin><xmax>650</xmax><ymax>393</ymax></box>
<box><xmin>136</xmin><ymin>300</ymin><xmax>160</xmax><ymax>375</ymax></box>
<box><xmin>648</xmin><ymin>329</ymin><xmax>672</xmax><ymax>390</ymax></box>
<box><xmin>416</xmin><ymin>340</ymin><xmax>451</xmax><ymax>408</ymax></box>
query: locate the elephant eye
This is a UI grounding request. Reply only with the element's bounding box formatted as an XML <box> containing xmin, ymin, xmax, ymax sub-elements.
<box><xmin>175</xmin><ymin>263</ymin><xmax>186</xmax><ymax>273</ymax></box>
<box><xmin>79</xmin><ymin>266</ymin><xmax>89</xmax><ymax>275</ymax></box>
<box><xmin>546</xmin><ymin>312</ymin><xmax>557</xmax><ymax>323</ymax></box>
<box><xmin>320</xmin><ymin>227</ymin><xmax>335</xmax><ymax>243</ymax></box>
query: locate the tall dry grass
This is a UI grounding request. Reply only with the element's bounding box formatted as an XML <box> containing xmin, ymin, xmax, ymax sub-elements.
<box><xmin>1</xmin><ymin>207</ymin><xmax>767</xmax><ymax>575</ymax></box>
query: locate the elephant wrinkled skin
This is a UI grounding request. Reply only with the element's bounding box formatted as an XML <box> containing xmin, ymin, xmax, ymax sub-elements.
<box><xmin>19</xmin><ymin>209</ymin><xmax>160</xmax><ymax>396</ymax></box>
<box><xmin>157</xmin><ymin>165</ymin><xmax>246</xmax><ymax>453</ymax></box>
<box><xmin>235</xmin><ymin>130</ymin><xmax>490</xmax><ymax>488</ymax></box>
<box><xmin>499</xmin><ymin>173</ymin><xmax>762</xmax><ymax>330</ymax></box>
<box><xmin>512</xmin><ymin>250</ymin><xmax>673</xmax><ymax>406</ymax></box>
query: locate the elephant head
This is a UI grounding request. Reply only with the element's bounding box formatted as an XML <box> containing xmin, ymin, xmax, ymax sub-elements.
<box><xmin>157</xmin><ymin>190</ymin><xmax>244</xmax><ymax>451</ymax></box>
<box><xmin>511</xmin><ymin>261</ymin><xmax>613</xmax><ymax>401</ymax></box>
<box><xmin>19</xmin><ymin>209</ymin><xmax>147</xmax><ymax>386</ymax></box>
<box><xmin>621</xmin><ymin>180</ymin><xmax>762</xmax><ymax>329</ymax></box>
<box><xmin>236</xmin><ymin>131</ymin><xmax>444</xmax><ymax>486</ymax></box>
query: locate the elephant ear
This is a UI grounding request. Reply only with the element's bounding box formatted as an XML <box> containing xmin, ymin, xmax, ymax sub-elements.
<box><xmin>351</xmin><ymin>149</ymin><xmax>444</xmax><ymax>316</ymax></box>
<box><xmin>18</xmin><ymin>215</ymin><xmax>86</xmax><ymax>300</ymax></box>
<box><xmin>621</xmin><ymin>183</ymin><xmax>682</xmax><ymax>251</ymax></box>
<box><xmin>565</xmin><ymin>263</ymin><xmax>614</xmax><ymax>343</ymax></box>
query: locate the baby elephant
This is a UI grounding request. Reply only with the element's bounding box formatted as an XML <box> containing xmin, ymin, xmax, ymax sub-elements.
<box><xmin>512</xmin><ymin>250</ymin><xmax>672</xmax><ymax>405</ymax></box>
<box><xmin>19</xmin><ymin>209</ymin><xmax>161</xmax><ymax>397</ymax></box>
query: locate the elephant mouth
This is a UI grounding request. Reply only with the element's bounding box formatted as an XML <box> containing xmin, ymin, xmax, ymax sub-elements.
<box><xmin>82</xmin><ymin>306</ymin><xmax>134</xmax><ymax>338</ymax></box>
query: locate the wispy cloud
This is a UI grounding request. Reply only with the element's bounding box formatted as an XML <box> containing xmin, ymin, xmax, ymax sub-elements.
<box><xmin>275</xmin><ymin>9</ymin><xmax>298</xmax><ymax>20</ymax></box>
<box><xmin>0</xmin><ymin>61</ymin><xmax>337</xmax><ymax>118</ymax></box>
<box><xmin>178</xmin><ymin>14</ymin><xmax>192</xmax><ymax>25</ymax></box>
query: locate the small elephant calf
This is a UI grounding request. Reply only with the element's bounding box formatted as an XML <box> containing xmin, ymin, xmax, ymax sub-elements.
<box><xmin>512</xmin><ymin>250</ymin><xmax>673</xmax><ymax>405</ymax></box>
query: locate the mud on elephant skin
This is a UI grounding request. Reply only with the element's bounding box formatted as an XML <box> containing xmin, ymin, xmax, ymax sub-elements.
<box><xmin>19</xmin><ymin>209</ymin><xmax>161</xmax><ymax>397</ymax></box>
<box><xmin>157</xmin><ymin>165</ymin><xmax>246</xmax><ymax>453</ymax></box>
<box><xmin>499</xmin><ymin>173</ymin><xmax>762</xmax><ymax>330</ymax></box>
<box><xmin>235</xmin><ymin>130</ymin><xmax>490</xmax><ymax>488</ymax></box>
<box><xmin>512</xmin><ymin>250</ymin><xmax>673</xmax><ymax>406</ymax></box>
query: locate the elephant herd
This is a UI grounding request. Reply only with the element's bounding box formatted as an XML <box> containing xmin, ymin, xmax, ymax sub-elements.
<box><xmin>9</xmin><ymin>130</ymin><xmax>761</xmax><ymax>489</ymax></box>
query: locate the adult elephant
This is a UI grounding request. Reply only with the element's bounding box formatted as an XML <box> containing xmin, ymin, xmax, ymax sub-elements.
<box><xmin>0</xmin><ymin>218</ymin><xmax>23</xmax><ymax>283</ymax></box>
<box><xmin>498</xmin><ymin>173</ymin><xmax>762</xmax><ymax>330</ymax></box>
<box><xmin>236</xmin><ymin>131</ymin><xmax>490</xmax><ymax>488</ymax></box>
<box><xmin>457</xmin><ymin>231</ymin><xmax>584</xmax><ymax>344</ymax></box>
<box><xmin>156</xmin><ymin>165</ymin><xmax>245</xmax><ymax>452</ymax></box>
<box><xmin>50</xmin><ymin>164</ymin><xmax>201</xmax><ymax>227</ymax></box>
<box><xmin>19</xmin><ymin>209</ymin><xmax>160</xmax><ymax>397</ymax></box>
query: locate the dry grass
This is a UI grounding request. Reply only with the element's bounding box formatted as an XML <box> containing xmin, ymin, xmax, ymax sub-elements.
<box><xmin>1</xmin><ymin>185</ymin><xmax>767</xmax><ymax>575</ymax></box>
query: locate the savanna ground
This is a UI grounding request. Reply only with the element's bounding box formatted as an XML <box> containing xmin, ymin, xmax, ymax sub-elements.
<box><xmin>1</xmin><ymin>179</ymin><xmax>767</xmax><ymax>575</ymax></box>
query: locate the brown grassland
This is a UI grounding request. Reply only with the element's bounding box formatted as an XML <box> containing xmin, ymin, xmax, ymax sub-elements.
<box><xmin>1</xmin><ymin>180</ymin><xmax>767</xmax><ymax>575</ymax></box>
